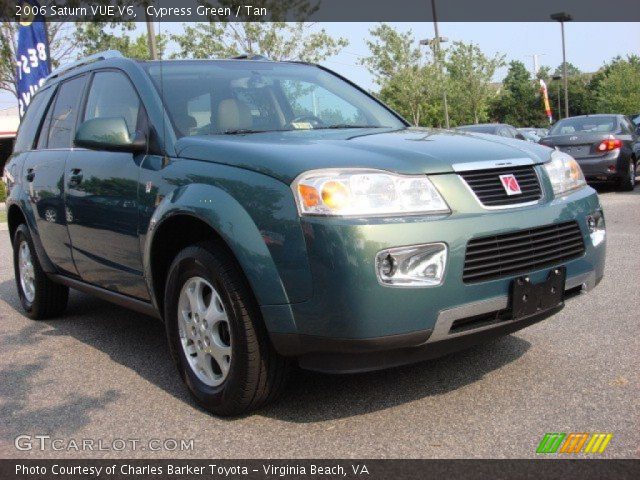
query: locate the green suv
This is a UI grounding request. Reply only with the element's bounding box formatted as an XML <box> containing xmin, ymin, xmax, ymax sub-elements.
<box><xmin>3</xmin><ymin>52</ymin><xmax>605</xmax><ymax>415</ymax></box>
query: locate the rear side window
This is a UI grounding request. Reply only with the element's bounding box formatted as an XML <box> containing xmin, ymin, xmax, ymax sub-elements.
<box><xmin>83</xmin><ymin>71</ymin><xmax>140</xmax><ymax>137</ymax></box>
<box><xmin>621</xmin><ymin>118</ymin><xmax>634</xmax><ymax>134</ymax></box>
<box><xmin>13</xmin><ymin>87</ymin><xmax>53</xmax><ymax>152</ymax></box>
<box><xmin>44</xmin><ymin>75</ymin><xmax>88</xmax><ymax>149</ymax></box>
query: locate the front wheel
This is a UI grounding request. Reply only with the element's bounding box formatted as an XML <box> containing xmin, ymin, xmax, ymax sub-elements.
<box><xmin>619</xmin><ymin>158</ymin><xmax>636</xmax><ymax>191</ymax></box>
<box><xmin>13</xmin><ymin>224</ymin><xmax>69</xmax><ymax>319</ymax></box>
<box><xmin>164</xmin><ymin>242</ymin><xmax>290</xmax><ymax>416</ymax></box>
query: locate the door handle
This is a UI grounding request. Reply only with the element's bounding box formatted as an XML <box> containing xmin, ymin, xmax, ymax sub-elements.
<box><xmin>26</xmin><ymin>168</ymin><xmax>35</xmax><ymax>182</ymax></box>
<box><xmin>68</xmin><ymin>168</ymin><xmax>83</xmax><ymax>187</ymax></box>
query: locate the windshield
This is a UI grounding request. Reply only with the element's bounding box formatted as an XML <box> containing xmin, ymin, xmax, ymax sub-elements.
<box><xmin>143</xmin><ymin>60</ymin><xmax>405</xmax><ymax>137</ymax></box>
<box><xmin>549</xmin><ymin>116</ymin><xmax>618</xmax><ymax>135</ymax></box>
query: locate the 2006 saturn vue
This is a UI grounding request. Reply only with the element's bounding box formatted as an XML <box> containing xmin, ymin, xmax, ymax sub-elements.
<box><xmin>3</xmin><ymin>52</ymin><xmax>605</xmax><ymax>415</ymax></box>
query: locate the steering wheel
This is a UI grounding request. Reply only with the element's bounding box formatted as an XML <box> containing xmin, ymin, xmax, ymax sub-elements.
<box><xmin>288</xmin><ymin>115</ymin><xmax>325</xmax><ymax>129</ymax></box>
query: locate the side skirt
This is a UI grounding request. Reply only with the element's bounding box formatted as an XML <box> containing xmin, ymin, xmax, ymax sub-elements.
<box><xmin>47</xmin><ymin>273</ymin><xmax>162</xmax><ymax>320</ymax></box>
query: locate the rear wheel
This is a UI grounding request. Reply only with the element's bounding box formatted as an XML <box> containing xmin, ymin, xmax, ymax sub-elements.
<box><xmin>164</xmin><ymin>242</ymin><xmax>290</xmax><ymax>416</ymax></box>
<box><xmin>13</xmin><ymin>224</ymin><xmax>69</xmax><ymax>319</ymax></box>
<box><xmin>619</xmin><ymin>158</ymin><xmax>636</xmax><ymax>191</ymax></box>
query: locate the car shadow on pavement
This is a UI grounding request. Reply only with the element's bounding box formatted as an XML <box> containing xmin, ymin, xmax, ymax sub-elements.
<box><xmin>0</xmin><ymin>279</ymin><xmax>531</xmax><ymax>423</ymax></box>
<box><xmin>262</xmin><ymin>335</ymin><xmax>530</xmax><ymax>423</ymax></box>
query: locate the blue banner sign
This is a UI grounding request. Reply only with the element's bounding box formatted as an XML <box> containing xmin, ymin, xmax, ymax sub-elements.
<box><xmin>16</xmin><ymin>1</ymin><xmax>51</xmax><ymax>117</ymax></box>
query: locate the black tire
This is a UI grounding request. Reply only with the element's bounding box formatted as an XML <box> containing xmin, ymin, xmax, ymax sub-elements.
<box><xmin>164</xmin><ymin>242</ymin><xmax>290</xmax><ymax>416</ymax></box>
<box><xmin>12</xmin><ymin>224</ymin><xmax>69</xmax><ymax>320</ymax></box>
<box><xmin>618</xmin><ymin>158</ymin><xmax>636</xmax><ymax>191</ymax></box>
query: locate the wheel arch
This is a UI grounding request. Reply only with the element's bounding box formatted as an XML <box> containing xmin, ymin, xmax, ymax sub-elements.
<box><xmin>143</xmin><ymin>185</ymin><xmax>291</xmax><ymax>319</ymax></box>
<box><xmin>7</xmin><ymin>203</ymin><xmax>26</xmax><ymax>245</ymax></box>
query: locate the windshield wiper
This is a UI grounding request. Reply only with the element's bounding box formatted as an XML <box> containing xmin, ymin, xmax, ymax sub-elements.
<box><xmin>221</xmin><ymin>128</ymin><xmax>270</xmax><ymax>135</ymax></box>
<box><xmin>317</xmin><ymin>124</ymin><xmax>390</xmax><ymax>130</ymax></box>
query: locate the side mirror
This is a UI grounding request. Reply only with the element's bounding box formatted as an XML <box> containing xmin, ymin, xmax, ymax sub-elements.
<box><xmin>515</xmin><ymin>133</ymin><xmax>526</xmax><ymax>141</ymax></box>
<box><xmin>75</xmin><ymin>117</ymin><xmax>146</xmax><ymax>153</ymax></box>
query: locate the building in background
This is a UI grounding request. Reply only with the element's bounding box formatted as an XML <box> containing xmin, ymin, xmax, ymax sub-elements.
<box><xmin>0</xmin><ymin>107</ymin><xmax>19</xmax><ymax>173</ymax></box>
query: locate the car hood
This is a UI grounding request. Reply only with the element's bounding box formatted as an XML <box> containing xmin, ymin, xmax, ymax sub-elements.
<box><xmin>175</xmin><ymin>127</ymin><xmax>553</xmax><ymax>184</ymax></box>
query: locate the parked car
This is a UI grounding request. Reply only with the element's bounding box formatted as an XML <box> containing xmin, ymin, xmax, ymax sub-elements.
<box><xmin>630</xmin><ymin>114</ymin><xmax>640</xmax><ymax>131</ymax></box>
<box><xmin>540</xmin><ymin>114</ymin><xmax>639</xmax><ymax>190</ymax></box>
<box><xmin>4</xmin><ymin>52</ymin><xmax>606</xmax><ymax>415</ymax></box>
<box><xmin>518</xmin><ymin>127</ymin><xmax>549</xmax><ymax>139</ymax></box>
<box><xmin>457</xmin><ymin>123</ymin><xmax>527</xmax><ymax>140</ymax></box>
<box><xmin>518</xmin><ymin>130</ymin><xmax>541</xmax><ymax>143</ymax></box>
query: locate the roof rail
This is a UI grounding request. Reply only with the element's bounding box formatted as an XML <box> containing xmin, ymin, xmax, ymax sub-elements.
<box><xmin>230</xmin><ymin>54</ymin><xmax>270</xmax><ymax>61</ymax></box>
<box><xmin>45</xmin><ymin>50</ymin><xmax>123</xmax><ymax>82</ymax></box>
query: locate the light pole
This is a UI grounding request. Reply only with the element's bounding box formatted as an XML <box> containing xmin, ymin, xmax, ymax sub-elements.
<box><xmin>526</xmin><ymin>53</ymin><xmax>546</xmax><ymax>77</ymax></box>
<box><xmin>145</xmin><ymin>1</ymin><xmax>159</xmax><ymax>60</ymax></box>
<box><xmin>420</xmin><ymin>0</ymin><xmax>450</xmax><ymax>129</ymax></box>
<box><xmin>550</xmin><ymin>12</ymin><xmax>572</xmax><ymax>118</ymax></box>
<box><xmin>552</xmin><ymin>74</ymin><xmax>562</xmax><ymax>119</ymax></box>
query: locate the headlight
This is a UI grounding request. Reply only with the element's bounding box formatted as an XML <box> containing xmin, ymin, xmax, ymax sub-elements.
<box><xmin>543</xmin><ymin>150</ymin><xmax>586</xmax><ymax>196</ymax></box>
<box><xmin>292</xmin><ymin>169</ymin><xmax>449</xmax><ymax>216</ymax></box>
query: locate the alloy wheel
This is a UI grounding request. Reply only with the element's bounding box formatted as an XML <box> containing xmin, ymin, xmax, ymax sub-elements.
<box><xmin>177</xmin><ymin>276</ymin><xmax>232</xmax><ymax>387</ymax></box>
<box><xmin>18</xmin><ymin>241</ymin><xmax>36</xmax><ymax>303</ymax></box>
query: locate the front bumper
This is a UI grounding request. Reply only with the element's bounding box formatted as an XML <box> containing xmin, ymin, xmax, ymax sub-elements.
<box><xmin>263</xmin><ymin>182</ymin><xmax>605</xmax><ymax>372</ymax></box>
<box><xmin>270</xmin><ymin>272</ymin><xmax>600</xmax><ymax>373</ymax></box>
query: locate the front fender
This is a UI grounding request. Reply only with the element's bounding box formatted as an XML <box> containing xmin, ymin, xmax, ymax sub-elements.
<box><xmin>143</xmin><ymin>183</ymin><xmax>292</xmax><ymax>308</ymax></box>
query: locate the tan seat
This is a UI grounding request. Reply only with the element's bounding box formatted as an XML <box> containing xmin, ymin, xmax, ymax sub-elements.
<box><xmin>217</xmin><ymin>98</ymin><xmax>252</xmax><ymax>132</ymax></box>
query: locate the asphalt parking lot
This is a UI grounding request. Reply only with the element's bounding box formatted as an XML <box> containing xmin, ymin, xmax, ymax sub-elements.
<box><xmin>0</xmin><ymin>186</ymin><xmax>638</xmax><ymax>459</ymax></box>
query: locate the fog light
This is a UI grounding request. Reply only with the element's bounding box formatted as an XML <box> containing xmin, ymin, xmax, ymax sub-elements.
<box><xmin>375</xmin><ymin>243</ymin><xmax>447</xmax><ymax>287</ymax></box>
<box><xmin>587</xmin><ymin>209</ymin><xmax>605</xmax><ymax>247</ymax></box>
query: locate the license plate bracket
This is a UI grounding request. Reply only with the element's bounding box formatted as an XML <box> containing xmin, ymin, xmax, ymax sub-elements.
<box><xmin>510</xmin><ymin>267</ymin><xmax>566</xmax><ymax>319</ymax></box>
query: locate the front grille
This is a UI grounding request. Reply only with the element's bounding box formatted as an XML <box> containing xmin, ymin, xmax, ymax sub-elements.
<box><xmin>463</xmin><ymin>221</ymin><xmax>585</xmax><ymax>283</ymax></box>
<box><xmin>459</xmin><ymin>165</ymin><xmax>542</xmax><ymax>207</ymax></box>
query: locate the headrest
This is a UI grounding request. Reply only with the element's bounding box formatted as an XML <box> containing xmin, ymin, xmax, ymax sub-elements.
<box><xmin>217</xmin><ymin>98</ymin><xmax>252</xmax><ymax>132</ymax></box>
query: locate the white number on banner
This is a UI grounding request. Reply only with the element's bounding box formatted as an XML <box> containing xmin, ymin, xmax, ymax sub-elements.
<box><xmin>21</xmin><ymin>55</ymin><xmax>30</xmax><ymax>74</ymax></box>
<box><xmin>27</xmin><ymin>48</ymin><xmax>39</xmax><ymax>68</ymax></box>
<box><xmin>37</xmin><ymin>43</ymin><xmax>47</xmax><ymax>61</ymax></box>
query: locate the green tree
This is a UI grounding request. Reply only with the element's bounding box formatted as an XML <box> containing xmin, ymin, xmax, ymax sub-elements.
<box><xmin>490</xmin><ymin>60</ymin><xmax>546</xmax><ymax>126</ymax></box>
<box><xmin>594</xmin><ymin>55</ymin><xmax>640</xmax><ymax>114</ymax></box>
<box><xmin>361</xmin><ymin>24</ymin><xmax>445</xmax><ymax>126</ymax></box>
<box><xmin>378</xmin><ymin>64</ymin><xmax>442</xmax><ymax>126</ymax></box>
<box><xmin>543</xmin><ymin>63</ymin><xmax>596</xmax><ymax>117</ymax></box>
<box><xmin>171</xmin><ymin>2</ymin><xmax>346</xmax><ymax>67</ymax></box>
<box><xmin>360</xmin><ymin>24</ymin><xmax>422</xmax><ymax>84</ymax></box>
<box><xmin>553</xmin><ymin>62</ymin><xmax>582</xmax><ymax>77</ymax></box>
<box><xmin>445</xmin><ymin>41</ymin><xmax>505</xmax><ymax>124</ymax></box>
<box><xmin>171</xmin><ymin>22</ymin><xmax>346</xmax><ymax>62</ymax></box>
<box><xmin>73</xmin><ymin>23</ymin><xmax>166</xmax><ymax>59</ymax></box>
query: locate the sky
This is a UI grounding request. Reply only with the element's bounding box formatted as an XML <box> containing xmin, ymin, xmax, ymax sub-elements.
<box><xmin>2</xmin><ymin>22</ymin><xmax>639</xmax><ymax>109</ymax></box>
